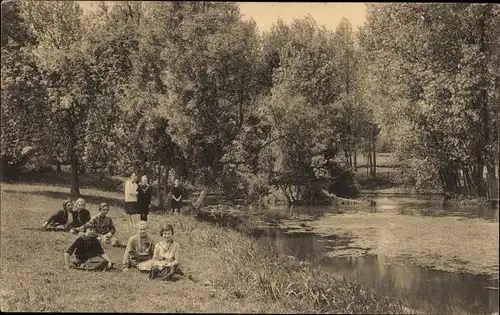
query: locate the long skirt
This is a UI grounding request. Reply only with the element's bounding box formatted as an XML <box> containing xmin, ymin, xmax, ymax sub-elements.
<box><xmin>136</xmin><ymin>259</ymin><xmax>155</xmax><ymax>271</ymax></box>
<box><xmin>72</xmin><ymin>256</ymin><xmax>109</xmax><ymax>271</ymax></box>
<box><xmin>149</xmin><ymin>265</ymin><xmax>185</xmax><ymax>281</ymax></box>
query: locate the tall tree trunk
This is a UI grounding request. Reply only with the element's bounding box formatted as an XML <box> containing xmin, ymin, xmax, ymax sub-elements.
<box><xmin>163</xmin><ymin>162</ymin><xmax>170</xmax><ymax>210</ymax></box>
<box><xmin>157</xmin><ymin>162</ymin><xmax>163</xmax><ymax>209</ymax></box>
<box><xmin>344</xmin><ymin>149</ymin><xmax>350</xmax><ymax>167</ymax></box>
<box><xmin>56</xmin><ymin>161</ymin><xmax>61</xmax><ymax>174</ymax></box>
<box><xmin>465</xmin><ymin>166</ymin><xmax>476</xmax><ymax>196</ymax></box>
<box><xmin>66</xmin><ymin>112</ymin><xmax>80</xmax><ymax>197</ymax></box>
<box><xmin>69</xmin><ymin>135</ymin><xmax>80</xmax><ymax>197</ymax></box>
<box><xmin>474</xmin><ymin>4</ymin><xmax>492</xmax><ymax>198</ymax></box>
<box><xmin>353</xmin><ymin>150</ymin><xmax>357</xmax><ymax>172</ymax></box>
<box><xmin>371</xmin><ymin>124</ymin><xmax>377</xmax><ymax>178</ymax></box>
<box><xmin>192</xmin><ymin>186</ymin><xmax>208</xmax><ymax>209</ymax></box>
<box><xmin>367</xmin><ymin>151</ymin><xmax>372</xmax><ymax>180</ymax></box>
<box><xmin>486</xmin><ymin>165</ymin><xmax>498</xmax><ymax>201</ymax></box>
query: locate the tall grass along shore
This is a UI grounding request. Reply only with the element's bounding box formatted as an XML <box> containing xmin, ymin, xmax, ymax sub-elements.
<box><xmin>0</xmin><ymin>183</ymin><xmax>412</xmax><ymax>313</ymax></box>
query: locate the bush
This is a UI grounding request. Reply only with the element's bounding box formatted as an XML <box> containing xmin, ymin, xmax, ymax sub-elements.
<box><xmin>243</xmin><ymin>173</ymin><xmax>270</xmax><ymax>205</ymax></box>
<box><xmin>325</xmin><ymin>162</ymin><xmax>360</xmax><ymax>198</ymax></box>
<box><xmin>398</xmin><ymin>159</ymin><xmax>442</xmax><ymax>192</ymax></box>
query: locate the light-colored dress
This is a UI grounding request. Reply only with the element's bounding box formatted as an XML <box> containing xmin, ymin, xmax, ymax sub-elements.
<box><xmin>153</xmin><ymin>240</ymin><xmax>180</xmax><ymax>267</ymax></box>
<box><xmin>122</xmin><ymin>234</ymin><xmax>155</xmax><ymax>270</ymax></box>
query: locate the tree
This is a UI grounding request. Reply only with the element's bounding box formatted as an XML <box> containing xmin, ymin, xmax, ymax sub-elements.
<box><xmin>1</xmin><ymin>0</ymin><xmax>50</xmax><ymax>180</ymax></box>
<box><xmin>257</xmin><ymin>87</ymin><xmax>329</xmax><ymax>204</ymax></box>
<box><xmin>20</xmin><ymin>1</ymin><xmax>121</xmax><ymax>196</ymax></box>
<box><xmin>154</xmin><ymin>3</ymin><xmax>262</xmax><ymax>193</ymax></box>
<box><xmin>363</xmin><ymin>3</ymin><xmax>499</xmax><ymax>197</ymax></box>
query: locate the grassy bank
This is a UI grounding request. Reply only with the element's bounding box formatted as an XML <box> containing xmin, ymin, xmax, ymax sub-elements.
<box><xmin>0</xmin><ymin>183</ymin><xmax>411</xmax><ymax>313</ymax></box>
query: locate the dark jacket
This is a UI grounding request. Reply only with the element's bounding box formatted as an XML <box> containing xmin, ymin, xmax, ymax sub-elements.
<box><xmin>66</xmin><ymin>235</ymin><xmax>104</xmax><ymax>263</ymax></box>
<box><xmin>46</xmin><ymin>209</ymin><xmax>69</xmax><ymax>226</ymax></box>
<box><xmin>68</xmin><ymin>209</ymin><xmax>91</xmax><ymax>229</ymax></box>
<box><xmin>137</xmin><ymin>184</ymin><xmax>152</xmax><ymax>213</ymax></box>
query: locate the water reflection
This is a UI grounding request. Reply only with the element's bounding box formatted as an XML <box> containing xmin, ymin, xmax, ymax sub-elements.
<box><xmin>264</xmin><ymin>231</ymin><xmax>499</xmax><ymax>315</ymax></box>
<box><xmin>267</xmin><ymin>195</ymin><xmax>500</xmax><ymax>222</ymax></box>
<box><xmin>324</xmin><ymin>254</ymin><xmax>499</xmax><ymax>315</ymax></box>
<box><xmin>196</xmin><ymin>194</ymin><xmax>499</xmax><ymax>314</ymax></box>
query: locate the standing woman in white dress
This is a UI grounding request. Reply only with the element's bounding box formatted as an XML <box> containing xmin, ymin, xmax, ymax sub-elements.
<box><xmin>124</xmin><ymin>173</ymin><xmax>139</xmax><ymax>228</ymax></box>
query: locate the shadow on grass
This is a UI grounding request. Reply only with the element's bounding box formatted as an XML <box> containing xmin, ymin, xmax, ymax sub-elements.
<box><xmin>1</xmin><ymin>171</ymin><xmax>124</xmax><ymax>192</ymax></box>
<box><xmin>3</xmin><ymin>189</ymin><xmax>124</xmax><ymax>208</ymax></box>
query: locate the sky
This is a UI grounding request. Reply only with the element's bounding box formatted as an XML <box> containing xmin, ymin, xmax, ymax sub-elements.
<box><xmin>78</xmin><ymin>2</ymin><xmax>367</xmax><ymax>33</ymax></box>
<box><xmin>239</xmin><ymin>2</ymin><xmax>367</xmax><ymax>33</ymax></box>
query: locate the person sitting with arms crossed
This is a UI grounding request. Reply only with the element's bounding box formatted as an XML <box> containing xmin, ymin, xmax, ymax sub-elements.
<box><xmin>64</xmin><ymin>225</ymin><xmax>114</xmax><ymax>271</ymax></box>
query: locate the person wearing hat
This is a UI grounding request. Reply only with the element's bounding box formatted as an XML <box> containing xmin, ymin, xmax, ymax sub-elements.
<box><xmin>122</xmin><ymin>220</ymin><xmax>155</xmax><ymax>272</ymax></box>
<box><xmin>42</xmin><ymin>199</ymin><xmax>74</xmax><ymax>230</ymax></box>
<box><xmin>76</xmin><ymin>203</ymin><xmax>121</xmax><ymax>247</ymax></box>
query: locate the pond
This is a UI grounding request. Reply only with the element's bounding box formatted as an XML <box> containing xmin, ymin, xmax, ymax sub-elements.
<box><xmin>260</xmin><ymin>228</ymin><xmax>498</xmax><ymax>315</ymax></box>
<box><xmin>198</xmin><ymin>194</ymin><xmax>499</xmax><ymax>314</ymax></box>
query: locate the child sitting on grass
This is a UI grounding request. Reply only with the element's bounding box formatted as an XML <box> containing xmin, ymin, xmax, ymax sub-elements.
<box><xmin>42</xmin><ymin>199</ymin><xmax>73</xmax><ymax>230</ymax></box>
<box><xmin>64</xmin><ymin>226</ymin><xmax>114</xmax><ymax>271</ymax></box>
<box><xmin>75</xmin><ymin>203</ymin><xmax>121</xmax><ymax>247</ymax></box>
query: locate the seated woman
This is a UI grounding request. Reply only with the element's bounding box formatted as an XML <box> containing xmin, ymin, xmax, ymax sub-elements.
<box><xmin>122</xmin><ymin>221</ymin><xmax>155</xmax><ymax>272</ymax></box>
<box><xmin>42</xmin><ymin>199</ymin><xmax>73</xmax><ymax>230</ymax></box>
<box><xmin>64</xmin><ymin>226</ymin><xmax>114</xmax><ymax>271</ymax></box>
<box><xmin>149</xmin><ymin>224</ymin><xmax>185</xmax><ymax>281</ymax></box>
<box><xmin>76</xmin><ymin>203</ymin><xmax>120</xmax><ymax>246</ymax></box>
<box><xmin>67</xmin><ymin>198</ymin><xmax>91</xmax><ymax>234</ymax></box>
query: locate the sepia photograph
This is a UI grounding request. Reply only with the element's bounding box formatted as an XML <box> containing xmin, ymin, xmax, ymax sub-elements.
<box><xmin>1</xmin><ymin>1</ymin><xmax>499</xmax><ymax>313</ymax></box>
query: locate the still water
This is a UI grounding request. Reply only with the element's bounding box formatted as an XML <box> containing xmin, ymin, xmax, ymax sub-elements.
<box><xmin>260</xmin><ymin>196</ymin><xmax>499</xmax><ymax>315</ymax></box>
<box><xmin>261</xmin><ymin>228</ymin><xmax>498</xmax><ymax>315</ymax></box>
<box><xmin>200</xmin><ymin>195</ymin><xmax>499</xmax><ymax>314</ymax></box>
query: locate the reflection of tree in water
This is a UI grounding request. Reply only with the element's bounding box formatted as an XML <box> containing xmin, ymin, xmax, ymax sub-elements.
<box><xmin>271</xmin><ymin>231</ymin><xmax>325</xmax><ymax>261</ymax></box>
<box><xmin>197</xmin><ymin>203</ymin><xmax>498</xmax><ymax>314</ymax></box>
<box><xmin>328</xmin><ymin>254</ymin><xmax>498</xmax><ymax>314</ymax></box>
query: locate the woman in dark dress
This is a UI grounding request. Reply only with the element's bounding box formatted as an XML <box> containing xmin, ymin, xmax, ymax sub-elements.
<box><xmin>137</xmin><ymin>175</ymin><xmax>152</xmax><ymax>221</ymax></box>
<box><xmin>169</xmin><ymin>179</ymin><xmax>183</xmax><ymax>214</ymax></box>
<box><xmin>42</xmin><ymin>199</ymin><xmax>73</xmax><ymax>230</ymax></box>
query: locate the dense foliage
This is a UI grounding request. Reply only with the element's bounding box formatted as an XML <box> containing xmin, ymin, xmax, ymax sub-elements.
<box><xmin>1</xmin><ymin>2</ymin><xmax>498</xmax><ymax>202</ymax></box>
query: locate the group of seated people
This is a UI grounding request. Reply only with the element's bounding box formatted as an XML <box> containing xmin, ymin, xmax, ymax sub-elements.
<box><xmin>43</xmin><ymin>198</ymin><xmax>185</xmax><ymax>281</ymax></box>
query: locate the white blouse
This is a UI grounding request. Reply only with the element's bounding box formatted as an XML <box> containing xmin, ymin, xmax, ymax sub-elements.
<box><xmin>124</xmin><ymin>180</ymin><xmax>138</xmax><ymax>202</ymax></box>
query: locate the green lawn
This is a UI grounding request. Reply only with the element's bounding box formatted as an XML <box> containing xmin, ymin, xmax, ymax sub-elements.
<box><xmin>0</xmin><ymin>182</ymin><xmax>411</xmax><ymax>313</ymax></box>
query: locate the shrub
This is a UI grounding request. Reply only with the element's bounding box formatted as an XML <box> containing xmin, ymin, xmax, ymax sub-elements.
<box><xmin>325</xmin><ymin>162</ymin><xmax>360</xmax><ymax>198</ymax></box>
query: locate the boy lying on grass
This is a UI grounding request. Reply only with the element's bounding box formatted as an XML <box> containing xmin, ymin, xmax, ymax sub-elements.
<box><xmin>42</xmin><ymin>199</ymin><xmax>73</xmax><ymax>230</ymax></box>
<box><xmin>64</xmin><ymin>226</ymin><xmax>114</xmax><ymax>271</ymax></box>
<box><xmin>122</xmin><ymin>220</ymin><xmax>155</xmax><ymax>272</ymax></box>
<box><xmin>74</xmin><ymin>202</ymin><xmax>121</xmax><ymax>247</ymax></box>
<box><xmin>67</xmin><ymin>198</ymin><xmax>91</xmax><ymax>234</ymax></box>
